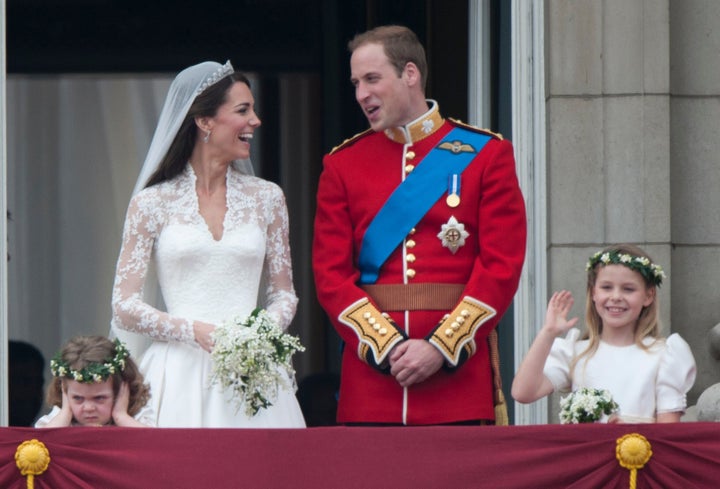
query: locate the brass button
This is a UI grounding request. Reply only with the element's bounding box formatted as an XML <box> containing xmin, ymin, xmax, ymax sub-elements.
<box><xmin>405</xmin><ymin>164</ymin><xmax>415</xmax><ymax>173</ymax></box>
<box><xmin>409</xmin><ymin>228</ymin><xmax>416</xmax><ymax>235</ymax></box>
<box><xmin>405</xmin><ymin>150</ymin><xmax>416</xmax><ymax>160</ymax></box>
<box><xmin>406</xmin><ymin>239</ymin><xmax>416</xmax><ymax>249</ymax></box>
<box><xmin>406</xmin><ymin>253</ymin><xmax>416</xmax><ymax>263</ymax></box>
<box><xmin>406</xmin><ymin>269</ymin><xmax>416</xmax><ymax>279</ymax></box>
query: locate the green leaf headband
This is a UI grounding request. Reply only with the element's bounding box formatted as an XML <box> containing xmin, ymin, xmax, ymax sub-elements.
<box><xmin>50</xmin><ymin>339</ymin><xmax>130</xmax><ymax>384</ymax></box>
<box><xmin>586</xmin><ymin>250</ymin><xmax>666</xmax><ymax>287</ymax></box>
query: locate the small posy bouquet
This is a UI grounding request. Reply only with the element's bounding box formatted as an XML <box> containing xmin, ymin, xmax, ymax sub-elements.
<box><xmin>210</xmin><ymin>308</ymin><xmax>305</xmax><ymax>417</ymax></box>
<box><xmin>559</xmin><ymin>387</ymin><xmax>619</xmax><ymax>424</ymax></box>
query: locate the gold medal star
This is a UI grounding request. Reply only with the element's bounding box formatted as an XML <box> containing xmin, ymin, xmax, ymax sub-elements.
<box><xmin>437</xmin><ymin>216</ymin><xmax>469</xmax><ymax>254</ymax></box>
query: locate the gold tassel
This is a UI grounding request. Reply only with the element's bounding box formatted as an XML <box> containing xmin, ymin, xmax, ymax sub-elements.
<box><xmin>494</xmin><ymin>388</ymin><xmax>509</xmax><ymax>426</ymax></box>
<box><xmin>487</xmin><ymin>329</ymin><xmax>508</xmax><ymax>426</ymax></box>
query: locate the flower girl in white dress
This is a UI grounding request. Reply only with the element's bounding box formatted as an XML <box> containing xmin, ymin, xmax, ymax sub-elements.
<box><xmin>512</xmin><ymin>244</ymin><xmax>696</xmax><ymax>423</ymax></box>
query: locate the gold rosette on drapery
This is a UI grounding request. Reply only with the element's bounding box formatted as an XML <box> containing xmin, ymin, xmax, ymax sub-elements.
<box><xmin>616</xmin><ymin>433</ymin><xmax>652</xmax><ymax>489</ymax></box>
<box><xmin>15</xmin><ymin>439</ymin><xmax>50</xmax><ymax>489</ymax></box>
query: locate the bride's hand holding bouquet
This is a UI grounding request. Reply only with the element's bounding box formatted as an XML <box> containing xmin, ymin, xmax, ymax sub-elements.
<box><xmin>210</xmin><ymin>308</ymin><xmax>305</xmax><ymax>416</ymax></box>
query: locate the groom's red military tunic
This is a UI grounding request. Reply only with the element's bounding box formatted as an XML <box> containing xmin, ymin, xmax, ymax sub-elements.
<box><xmin>312</xmin><ymin>102</ymin><xmax>526</xmax><ymax>425</ymax></box>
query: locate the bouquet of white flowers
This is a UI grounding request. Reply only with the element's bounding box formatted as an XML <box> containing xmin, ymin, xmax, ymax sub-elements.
<box><xmin>559</xmin><ymin>387</ymin><xmax>619</xmax><ymax>424</ymax></box>
<box><xmin>210</xmin><ymin>308</ymin><xmax>305</xmax><ymax>417</ymax></box>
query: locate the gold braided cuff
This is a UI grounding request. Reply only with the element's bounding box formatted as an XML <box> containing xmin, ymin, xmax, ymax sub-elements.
<box><xmin>339</xmin><ymin>298</ymin><xmax>406</xmax><ymax>366</ymax></box>
<box><xmin>428</xmin><ymin>297</ymin><xmax>496</xmax><ymax>366</ymax></box>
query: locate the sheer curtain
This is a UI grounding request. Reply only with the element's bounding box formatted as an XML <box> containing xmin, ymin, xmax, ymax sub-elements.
<box><xmin>7</xmin><ymin>71</ymin><xmax>320</xmax><ymax>386</ymax></box>
<box><xmin>6</xmin><ymin>74</ymin><xmax>171</xmax><ymax>362</ymax></box>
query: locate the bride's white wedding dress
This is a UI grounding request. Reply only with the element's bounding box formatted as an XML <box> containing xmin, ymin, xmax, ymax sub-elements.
<box><xmin>111</xmin><ymin>165</ymin><xmax>305</xmax><ymax>428</ymax></box>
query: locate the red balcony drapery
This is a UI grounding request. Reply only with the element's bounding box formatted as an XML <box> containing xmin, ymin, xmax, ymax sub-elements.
<box><xmin>2</xmin><ymin>422</ymin><xmax>719</xmax><ymax>488</ymax></box>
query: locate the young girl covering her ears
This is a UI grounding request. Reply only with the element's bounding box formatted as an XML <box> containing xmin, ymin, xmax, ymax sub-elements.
<box><xmin>35</xmin><ymin>336</ymin><xmax>155</xmax><ymax>427</ymax></box>
<box><xmin>512</xmin><ymin>244</ymin><xmax>697</xmax><ymax>423</ymax></box>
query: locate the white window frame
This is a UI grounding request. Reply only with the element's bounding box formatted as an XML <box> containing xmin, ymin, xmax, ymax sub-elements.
<box><xmin>468</xmin><ymin>0</ymin><xmax>548</xmax><ymax>425</ymax></box>
<box><xmin>1</xmin><ymin>0</ymin><xmax>9</xmax><ymax>426</ymax></box>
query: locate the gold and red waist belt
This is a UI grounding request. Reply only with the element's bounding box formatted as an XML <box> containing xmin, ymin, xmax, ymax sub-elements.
<box><xmin>360</xmin><ymin>283</ymin><xmax>465</xmax><ymax>311</ymax></box>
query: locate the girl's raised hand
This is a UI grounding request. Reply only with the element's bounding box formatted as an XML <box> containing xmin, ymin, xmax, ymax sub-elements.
<box><xmin>57</xmin><ymin>386</ymin><xmax>74</xmax><ymax>425</ymax></box>
<box><xmin>112</xmin><ymin>382</ymin><xmax>131</xmax><ymax>420</ymax></box>
<box><xmin>41</xmin><ymin>383</ymin><xmax>74</xmax><ymax>427</ymax></box>
<box><xmin>112</xmin><ymin>381</ymin><xmax>149</xmax><ymax>427</ymax></box>
<box><xmin>512</xmin><ymin>291</ymin><xmax>576</xmax><ymax>403</ymax></box>
<box><xmin>543</xmin><ymin>290</ymin><xmax>579</xmax><ymax>336</ymax></box>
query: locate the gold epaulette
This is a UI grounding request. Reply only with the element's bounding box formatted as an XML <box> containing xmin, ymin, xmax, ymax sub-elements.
<box><xmin>329</xmin><ymin>128</ymin><xmax>374</xmax><ymax>155</ymax></box>
<box><xmin>448</xmin><ymin>118</ymin><xmax>503</xmax><ymax>140</ymax></box>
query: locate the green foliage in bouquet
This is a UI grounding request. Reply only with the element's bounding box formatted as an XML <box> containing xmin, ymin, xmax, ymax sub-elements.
<box><xmin>559</xmin><ymin>387</ymin><xmax>619</xmax><ymax>424</ymax></box>
<box><xmin>210</xmin><ymin>308</ymin><xmax>305</xmax><ymax>416</ymax></box>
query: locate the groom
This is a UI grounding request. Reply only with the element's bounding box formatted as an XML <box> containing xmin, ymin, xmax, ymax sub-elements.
<box><xmin>312</xmin><ymin>25</ymin><xmax>526</xmax><ymax>425</ymax></box>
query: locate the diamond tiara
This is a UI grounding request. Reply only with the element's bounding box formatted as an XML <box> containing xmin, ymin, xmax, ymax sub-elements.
<box><xmin>196</xmin><ymin>60</ymin><xmax>234</xmax><ymax>95</ymax></box>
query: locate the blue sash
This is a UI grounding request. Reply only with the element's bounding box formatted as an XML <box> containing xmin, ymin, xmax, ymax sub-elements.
<box><xmin>358</xmin><ymin>127</ymin><xmax>491</xmax><ymax>284</ymax></box>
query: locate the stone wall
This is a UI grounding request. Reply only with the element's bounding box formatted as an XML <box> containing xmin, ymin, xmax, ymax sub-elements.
<box><xmin>544</xmin><ymin>0</ymin><xmax>720</xmax><ymax>419</ymax></box>
<box><xmin>667</xmin><ymin>0</ymin><xmax>720</xmax><ymax>409</ymax></box>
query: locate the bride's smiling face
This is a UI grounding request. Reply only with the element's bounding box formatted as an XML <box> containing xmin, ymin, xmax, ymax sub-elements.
<box><xmin>207</xmin><ymin>81</ymin><xmax>261</xmax><ymax>160</ymax></box>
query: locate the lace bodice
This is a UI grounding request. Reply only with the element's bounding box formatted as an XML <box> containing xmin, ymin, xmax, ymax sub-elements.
<box><xmin>111</xmin><ymin>165</ymin><xmax>298</xmax><ymax>345</ymax></box>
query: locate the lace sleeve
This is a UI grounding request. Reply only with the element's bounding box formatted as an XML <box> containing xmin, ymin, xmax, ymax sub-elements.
<box><xmin>111</xmin><ymin>191</ymin><xmax>195</xmax><ymax>344</ymax></box>
<box><xmin>260</xmin><ymin>186</ymin><xmax>298</xmax><ymax>330</ymax></box>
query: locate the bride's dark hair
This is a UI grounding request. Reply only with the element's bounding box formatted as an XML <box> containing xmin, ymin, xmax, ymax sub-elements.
<box><xmin>144</xmin><ymin>72</ymin><xmax>251</xmax><ymax>188</ymax></box>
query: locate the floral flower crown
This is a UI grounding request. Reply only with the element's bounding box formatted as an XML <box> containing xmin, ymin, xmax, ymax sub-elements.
<box><xmin>586</xmin><ymin>249</ymin><xmax>666</xmax><ymax>287</ymax></box>
<box><xmin>50</xmin><ymin>339</ymin><xmax>130</xmax><ymax>384</ymax></box>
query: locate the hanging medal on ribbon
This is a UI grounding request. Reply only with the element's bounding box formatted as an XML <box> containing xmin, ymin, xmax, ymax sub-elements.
<box><xmin>446</xmin><ymin>173</ymin><xmax>461</xmax><ymax>208</ymax></box>
<box><xmin>358</xmin><ymin>128</ymin><xmax>490</xmax><ymax>284</ymax></box>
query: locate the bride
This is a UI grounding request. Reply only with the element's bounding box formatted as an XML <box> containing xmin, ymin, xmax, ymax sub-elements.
<box><xmin>110</xmin><ymin>60</ymin><xmax>305</xmax><ymax>428</ymax></box>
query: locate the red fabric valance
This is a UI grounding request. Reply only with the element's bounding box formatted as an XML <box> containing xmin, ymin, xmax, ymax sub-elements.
<box><xmin>2</xmin><ymin>423</ymin><xmax>719</xmax><ymax>488</ymax></box>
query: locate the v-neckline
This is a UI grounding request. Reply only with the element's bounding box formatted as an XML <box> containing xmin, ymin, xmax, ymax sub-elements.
<box><xmin>188</xmin><ymin>165</ymin><xmax>230</xmax><ymax>242</ymax></box>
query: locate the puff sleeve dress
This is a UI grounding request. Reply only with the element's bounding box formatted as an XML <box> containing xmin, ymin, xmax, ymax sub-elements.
<box><xmin>544</xmin><ymin>328</ymin><xmax>696</xmax><ymax>423</ymax></box>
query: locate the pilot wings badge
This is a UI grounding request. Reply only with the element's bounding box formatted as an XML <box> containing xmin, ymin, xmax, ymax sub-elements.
<box><xmin>438</xmin><ymin>140</ymin><xmax>476</xmax><ymax>154</ymax></box>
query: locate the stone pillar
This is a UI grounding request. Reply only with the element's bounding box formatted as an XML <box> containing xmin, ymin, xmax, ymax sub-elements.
<box><xmin>693</xmin><ymin>324</ymin><xmax>720</xmax><ymax>421</ymax></box>
<box><xmin>668</xmin><ymin>0</ymin><xmax>720</xmax><ymax>407</ymax></box>
<box><xmin>544</xmin><ymin>0</ymin><xmax>672</xmax><ymax>421</ymax></box>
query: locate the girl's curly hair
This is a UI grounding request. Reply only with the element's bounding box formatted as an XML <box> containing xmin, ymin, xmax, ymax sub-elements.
<box><xmin>47</xmin><ymin>336</ymin><xmax>151</xmax><ymax>418</ymax></box>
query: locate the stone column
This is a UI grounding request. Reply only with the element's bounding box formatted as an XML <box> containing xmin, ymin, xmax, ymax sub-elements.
<box><xmin>545</xmin><ymin>0</ymin><xmax>672</xmax><ymax>420</ymax></box>
<box><xmin>668</xmin><ymin>0</ymin><xmax>720</xmax><ymax>407</ymax></box>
